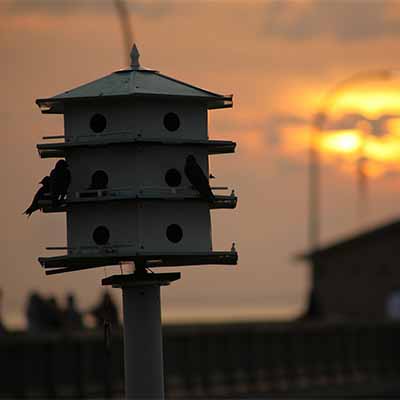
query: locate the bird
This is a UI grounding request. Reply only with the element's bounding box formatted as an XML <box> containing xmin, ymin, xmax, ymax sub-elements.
<box><xmin>23</xmin><ymin>176</ymin><xmax>51</xmax><ymax>217</ymax></box>
<box><xmin>184</xmin><ymin>155</ymin><xmax>215</xmax><ymax>202</ymax></box>
<box><xmin>50</xmin><ymin>159</ymin><xmax>71</xmax><ymax>207</ymax></box>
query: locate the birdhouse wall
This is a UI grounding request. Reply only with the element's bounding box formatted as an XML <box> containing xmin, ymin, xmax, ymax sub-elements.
<box><xmin>66</xmin><ymin>144</ymin><xmax>209</xmax><ymax>194</ymax></box>
<box><xmin>64</xmin><ymin>99</ymin><xmax>208</xmax><ymax>142</ymax></box>
<box><xmin>135</xmin><ymin>145</ymin><xmax>209</xmax><ymax>190</ymax></box>
<box><xmin>66</xmin><ymin>201</ymin><xmax>212</xmax><ymax>255</ymax></box>
<box><xmin>66</xmin><ymin>145</ymin><xmax>138</xmax><ymax>192</ymax></box>
<box><xmin>139</xmin><ymin>201</ymin><xmax>212</xmax><ymax>252</ymax></box>
<box><xmin>67</xmin><ymin>202</ymin><xmax>139</xmax><ymax>254</ymax></box>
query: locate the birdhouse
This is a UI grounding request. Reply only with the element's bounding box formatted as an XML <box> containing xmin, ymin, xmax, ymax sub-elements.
<box><xmin>36</xmin><ymin>45</ymin><xmax>238</xmax><ymax>274</ymax></box>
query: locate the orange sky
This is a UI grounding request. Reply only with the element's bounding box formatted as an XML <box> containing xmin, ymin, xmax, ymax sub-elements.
<box><xmin>3</xmin><ymin>0</ymin><xmax>400</xmax><ymax>327</ymax></box>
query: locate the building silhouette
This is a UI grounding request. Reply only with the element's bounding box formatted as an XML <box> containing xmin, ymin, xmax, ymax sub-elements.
<box><xmin>301</xmin><ymin>218</ymin><xmax>400</xmax><ymax>320</ymax></box>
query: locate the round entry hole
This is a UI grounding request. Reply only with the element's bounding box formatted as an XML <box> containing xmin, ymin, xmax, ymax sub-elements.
<box><xmin>91</xmin><ymin>170</ymin><xmax>109</xmax><ymax>189</ymax></box>
<box><xmin>165</xmin><ymin>169</ymin><xmax>182</xmax><ymax>187</ymax></box>
<box><xmin>90</xmin><ymin>114</ymin><xmax>107</xmax><ymax>133</ymax></box>
<box><xmin>163</xmin><ymin>112</ymin><xmax>180</xmax><ymax>132</ymax></box>
<box><xmin>93</xmin><ymin>226</ymin><xmax>110</xmax><ymax>245</ymax></box>
<box><xmin>166</xmin><ymin>224</ymin><xmax>183</xmax><ymax>243</ymax></box>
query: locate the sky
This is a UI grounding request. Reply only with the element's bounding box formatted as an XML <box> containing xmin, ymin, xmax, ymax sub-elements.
<box><xmin>3</xmin><ymin>0</ymin><xmax>400</xmax><ymax>328</ymax></box>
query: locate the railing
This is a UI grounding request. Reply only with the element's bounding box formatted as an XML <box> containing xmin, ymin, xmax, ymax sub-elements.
<box><xmin>42</xmin><ymin>135</ymin><xmax>65</xmax><ymax>140</ymax></box>
<box><xmin>42</xmin><ymin>131</ymin><xmax>134</xmax><ymax>143</ymax></box>
<box><xmin>41</xmin><ymin>133</ymin><xmax>228</xmax><ymax>144</ymax></box>
<box><xmin>71</xmin><ymin>185</ymin><xmax>230</xmax><ymax>200</ymax></box>
<box><xmin>40</xmin><ymin>186</ymin><xmax>237</xmax><ymax>212</ymax></box>
<box><xmin>164</xmin><ymin>321</ymin><xmax>400</xmax><ymax>397</ymax></box>
<box><xmin>45</xmin><ymin>243</ymin><xmax>135</xmax><ymax>257</ymax></box>
<box><xmin>1</xmin><ymin>321</ymin><xmax>399</xmax><ymax>398</ymax></box>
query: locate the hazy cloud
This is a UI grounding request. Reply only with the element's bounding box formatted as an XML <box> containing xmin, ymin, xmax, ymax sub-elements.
<box><xmin>276</xmin><ymin>157</ymin><xmax>307</xmax><ymax>174</ymax></box>
<box><xmin>326</xmin><ymin>113</ymin><xmax>400</xmax><ymax>137</ymax></box>
<box><xmin>325</xmin><ymin>113</ymin><xmax>366</xmax><ymax>131</ymax></box>
<box><xmin>265</xmin><ymin>111</ymin><xmax>400</xmax><ymax>147</ymax></box>
<box><xmin>266</xmin><ymin>113</ymin><xmax>308</xmax><ymax>146</ymax></box>
<box><xmin>264</xmin><ymin>1</ymin><xmax>400</xmax><ymax>41</ymax></box>
<box><xmin>4</xmin><ymin>0</ymin><xmax>173</xmax><ymax>18</ymax></box>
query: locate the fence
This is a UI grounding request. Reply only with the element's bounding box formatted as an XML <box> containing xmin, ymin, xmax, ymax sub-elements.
<box><xmin>0</xmin><ymin>320</ymin><xmax>400</xmax><ymax>398</ymax></box>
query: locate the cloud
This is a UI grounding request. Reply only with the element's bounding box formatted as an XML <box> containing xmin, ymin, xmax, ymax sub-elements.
<box><xmin>325</xmin><ymin>113</ymin><xmax>400</xmax><ymax>137</ymax></box>
<box><xmin>265</xmin><ymin>113</ymin><xmax>308</xmax><ymax>146</ymax></box>
<box><xmin>4</xmin><ymin>0</ymin><xmax>173</xmax><ymax>18</ymax></box>
<box><xmin>265</xmin><ymin>111</ymin><xmax>400</xmax><ymax>152</ymax></box>
<box><xmin>4</xmin><ymin>0</ymin><xmax>74</xmax><ymax>16</ymax></box>
<box><xmin>264</xmin><ymin>1</ymin><xmax>400</xmax><ymax>41</ymax></box>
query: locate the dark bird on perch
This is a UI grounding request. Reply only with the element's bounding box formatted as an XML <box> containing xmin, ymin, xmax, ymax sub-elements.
<box><xmin>23</xmin><ymin>176</ymin><xmax>51</xmax><ymax>217</ymax></box>
<box><xmin>184</xmin><ymin>155</ymin><xmax>215</xmax><ymax>202</ymax></box>
<box><xmin>50</xmin><ymin>160</ymin><xmax>71</xmax><ymax>206</ymax></box>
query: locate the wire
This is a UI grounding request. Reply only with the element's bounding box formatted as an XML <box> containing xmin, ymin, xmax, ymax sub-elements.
<box><xmin>104</xmin><ymin>320</ymin><xmax>112</xmax><ymax>352</ymax></box>
<box><xmin>103</xmin><ymin>265</ymin><xmax>108</xmax><ymax>280</ymax></box>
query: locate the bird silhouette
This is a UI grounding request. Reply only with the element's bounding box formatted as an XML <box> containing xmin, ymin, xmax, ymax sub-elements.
<box><xmin>50</xmin><ymin>160</ymin><xmax>71</xmax><ymax>207</ymax></box>
<box><xmin>23</xmin><ymin>176</ymin><xmax>51</xmax><ymax>217</ymax></box>
<box><xmin>184</xmin><ymin>155</ymin><xmax>215</xmax><ymax>202</ymax></box>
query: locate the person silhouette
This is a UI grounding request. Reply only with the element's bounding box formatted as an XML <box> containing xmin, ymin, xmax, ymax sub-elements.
<box><xmin>90</xmin><ymin>291</ymin><xmax>120</xmax><ymax>329</ymax></box>
<box><xmin>27</xmin><ymin>292</ymin><xmax>47</xmax><ymax>333</ymax></box>
<box><xmin>63</xmin><ymin>293</ymin><xmax>84</xmax><ymax>332</ymax></box>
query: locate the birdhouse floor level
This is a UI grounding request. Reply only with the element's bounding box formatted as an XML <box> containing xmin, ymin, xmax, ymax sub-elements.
<box><xmin>40</xmin><ymin>250</ymin><xmax>238</xmax><ymax>275</ymax></box>
<box><xmin>37</xmin><ymin>138</ymin><xmax>236</xmax><ymax>159</ymax></box>
<box><xmin>39</xmin><ymin>192</ymin><xmax>237</xmax><ymax>212</ymax></box>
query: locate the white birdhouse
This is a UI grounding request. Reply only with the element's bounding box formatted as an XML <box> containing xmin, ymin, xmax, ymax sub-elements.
<box><xmin>36</xmin><ymin>45</ymin><xmax>238</xmax><ymax>274</ymax></box>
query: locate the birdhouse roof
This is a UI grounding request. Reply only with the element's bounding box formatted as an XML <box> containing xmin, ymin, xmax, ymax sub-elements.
<box><xmin>36</xmin><ymin>69</ymin><xmax>232</xmax><ymax>114</ymax></box>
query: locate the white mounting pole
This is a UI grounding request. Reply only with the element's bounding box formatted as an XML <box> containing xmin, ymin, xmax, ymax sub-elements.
<box><xmin>102</xmin><ymin>272</ymin><xmax>180</xmax><ymax>400</ymax></box>
<box><xmin>122</xmin><ymin>284</ymin><xmax>164</xmax><ymax>399</ymax></box>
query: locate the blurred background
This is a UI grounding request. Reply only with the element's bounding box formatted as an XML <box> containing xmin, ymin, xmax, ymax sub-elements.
<box><xmin>3</xmin><ymin>0</ymin><xmax>400</xmax><ymax>397</ymax></box>
<box><xmin>3</xmin><ymin>0</ymin><xmax>400</xmax><ymax>327</ymax></box>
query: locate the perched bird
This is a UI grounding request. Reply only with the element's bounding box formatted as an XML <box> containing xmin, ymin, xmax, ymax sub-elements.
<box><xmin>23</xmin><ymin>176</ymin><xmax>51</xmax><ymax>217</ymax></box>
<box><xmin>184</xmin><ymin>155</ymin><xmax>215</xmax><ymax>202</ymax></box>
<box><xmin>50</xmin><ymin>160</ymin><xmax>71</xmax><ymax>206</ymax></box>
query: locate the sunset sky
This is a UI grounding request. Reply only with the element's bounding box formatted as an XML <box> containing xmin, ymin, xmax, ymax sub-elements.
<box><xmin>3</xmin><ymin>0</ymin><xmax>400</xmax><ymax>327</ymax></box>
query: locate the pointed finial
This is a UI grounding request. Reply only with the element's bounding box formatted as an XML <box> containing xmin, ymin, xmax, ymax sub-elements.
<box><xmin>231</xmin><ymin>242</ymin><xmax>236</xmax><ymax>252</ymax></box>
<box><xmin>130</xmin><ymin>44</ymin><xmax>140</xmax><ymax>69</ymax></box>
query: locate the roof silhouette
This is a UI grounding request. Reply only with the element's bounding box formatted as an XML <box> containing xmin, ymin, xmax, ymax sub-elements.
<box><xmin>299</xmin><ymin>218</ymin><xmax>400</xmax><ymax>261</ymax></box>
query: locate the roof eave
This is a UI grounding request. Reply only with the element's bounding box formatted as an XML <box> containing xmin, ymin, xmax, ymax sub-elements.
<box><xmin>36</xmin><ymin>93</ymin><xmax>233</xmax><ymax>114</ymax></box>
<box><xmin>294</xmin><ymin>251</ymin><xmax>318</xmax><ymax>263</ymax></box>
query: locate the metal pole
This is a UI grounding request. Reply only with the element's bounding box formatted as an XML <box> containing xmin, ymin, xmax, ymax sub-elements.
<box><xmin>102</xmin><ymin>272</ymin><xmax>180</xmax><ymax>400</ymax></box>
<box><xmin>309</xmin><ymin>116</ymin><xmax>323</xmax><ymax>251</ymax></box>
<box><xmin>309</xmin><ymin>128</ymin><xmax>319</xmax><ymax>250</ymax></box>
<box><xmin>356</xmin><ymin>121</ymin><xmax>369</xmax><ymax>226</ymax></box>
<box><xmin>122</xmin><ymin>283</ymin><xmax>164</xmax><ymax>399</ymax></box>
<box><xmin>308</xmin><ymin>70</ymin><xmax>394</xmax><ymax>251</ymax></box>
